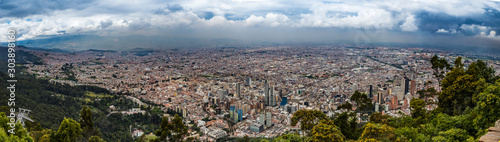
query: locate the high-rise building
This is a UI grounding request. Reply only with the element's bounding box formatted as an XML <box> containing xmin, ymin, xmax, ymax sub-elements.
<box><xmin>259</xmin><ymin>112</ymin><xmax>265</xmax><ymax>124</ymax></box>
<box><xmin>182</xmin><ymin>108</ymin><xmax>187</xmax><ymax>118</ymax></box>
<box><xmin>266</xmin><ymin>111</ymin><xmax>272</xmax><ymax>127</ymax></box>
<box><xmin>410</xmin><ymin>80</ymin><xmax>416</xmax><ymax>97</ymax></box>
<box><xmin>396</xmin><ymin>86</ymin><xmax>404</xmax><ymax>101</ymax></box>
<box><xmin>234</xmin><ymin>112</ymin><xmax>239</xmax><ymax>123</ymax></box>
<box><xmin>230</xmin><ymin>106</ymin><xmax>235</xmax><ymax>119</ymax></box>
<box><xmin>369</xmin><ymin>85</ymin><xmax>373</xmax><ymax>98</ymax></box>
<box><xmin>270</xmin><ymin>87</ymin><xmax>275</xmax><ymax>106</ymax></box>
<box><xmin>403</xmin><ymin>77</ymin><xmax>410</xmax><ymax>95</ymax></box>
<box><xmin>377</xmin><ymin>92</ymin><xmax>383</xmax><ymax>104</ymax></box>
<box><xmin>237</xmin><ymin>109</ymin><xmax>243</xmax><ymax>121</ymax></box>
<box><xmin>250</xmin><ymin>123</ymin><xmax>264</xmax><ymax>133</ymax></box>
<box><xmin>218</xmin><ymin>89</ymin><xmax>226</xmax><ymax>100</ymax></box>
<box><xmin>264</xmin><ymin>80</ymin><xmax>269</xmax><ymax>106</ymax></box>
<box><xmin>281</xmin><ymin>97</ymin><xmax>288</xmax><ymax>106</ymax></box>
<box><xmin>236</xmin><ymin>83</ymin><xmax>241</xmax><ymax>99</ymax></box>
<box><xmin>246</xmin><ymin>77</ymin><xmax>252</xmax><ymax>85</ymax></box>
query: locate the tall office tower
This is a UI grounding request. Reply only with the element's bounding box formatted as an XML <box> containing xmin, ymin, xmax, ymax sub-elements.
<box><xmin>236</xmin><ymin>83</ymin><xmax>241</xmax><ymax>99</ymax></box>
<box><xmin>237</xmin><ymin>109</ymin><xmax>243</xmax><ymax>121</ymax></box>
<box><xmin>369</xmin><ymin>85</ymin><xmax>373</xmax><ymax>98</ymax></box>
<box><xmin>403</xmin><ymin>77</ymin><xmax>410</xmax><ymax>95</ymax></box>
<box><xmin>230</xmin><ymin>106</ymin><xmax>235</xmax><ymax>119</ymax></box>
<box><xmin>396</xmin><ymin>86</ymin><xmax>404</xmax><ymax>101</ymax></box>
<box><xmin>387</xmin><ymin>87</ymin><xmax>392</xmax><ymax>96</ymax></box>
<box><xmin>247</xmin><ymin>77</ymin><xmax>252</xmax><ymax>85</ymax></box>
<box><xmin>410</xmin><ymin>80</ymin><xmax>416</xmax><ymax>97</ymax></box>
<box><xmin>264</xmin><ymin>80</ymin><xmax>269</xmax><ymax>106</ymax></box>
<box><xmin>234</xmin><ymin>111</ymin><xmax>239</xmax><ymax>123</ymax></box>
<box><xmin>259</xmin><ymin>112</ymin><xmax>265</xmax><ymax>124</ymax></box>
<box><xmin>266</xmin><ymin>111</ymin><xmax>272</xmax><ymax>127</ymax></box>
<box><xmin>281</xmin><ymin>97</ymin><xmax>288</xmax><ymax>106</ymax></box>
<box><xmin>218</xmin><ymin>89</ymin><xmax>226</xmax><ymax>100</ymax></box>
<box><xmin>377</xmin><ymin>92</ymin><xmax>383</xmax><ymax>104</ymax></box>
<box><xmin>270</xmin><ymin>87</ymin><xmax>275</xmax><ymax>106</ymax></box>
<box><xmin>353</xmin><ymin>83</ymin><xmax>358</xmax><ymax>91</ymax></box>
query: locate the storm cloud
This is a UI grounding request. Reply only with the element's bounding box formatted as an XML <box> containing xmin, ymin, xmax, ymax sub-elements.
<box><xmin>0</xmin><ymin>0</ymin><xmax>499</xmax><ymax>49</ymax></box>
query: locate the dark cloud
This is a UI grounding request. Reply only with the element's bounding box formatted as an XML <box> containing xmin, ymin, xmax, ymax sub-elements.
<box><xmin>166</xmin><ymin>4</ymin><xmax>183</xmax><ymax>12</ymax></box>
<box><xmin>198</xmin><ymin>12</ymin><xmax>214</xmax><ymax>20</ymax></box>
<box><xmin>416</xmin><ymin>11</ymin><xmax>464</xmax><ymax>33</ymax></box>
<box><xmin>0</xmin><ymin>0</ymin><xmax>94</xmax><ymax>18</ymax></box>
<box><xmin>154</xmin><ymin>3</ymin><xmax>184</xmax><ymax>15</ymax></box>
<box><xmin>416</xmin><ymin>8</ymin><xmax>500</xmax><ymax>36</ymax></box>
<box><xmin>100</xmin><ymin>20</ymin><xmax>113</xmax><ymax>29</ymax></box>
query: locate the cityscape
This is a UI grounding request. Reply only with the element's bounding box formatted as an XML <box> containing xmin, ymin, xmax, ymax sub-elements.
<box><xmin>1</xmin><ymin>0</ymin><xmax>500</xmax><ymax>142</ymax></box>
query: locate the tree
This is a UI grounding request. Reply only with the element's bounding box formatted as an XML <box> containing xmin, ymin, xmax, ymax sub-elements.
<box><xmin>30</xmin><ymin>129</ymin><xmax>53</xmax><ymax>142</ymax></box>
<box><xmin>53</xmin><ymin>118</ymin><xmax>82</xmax><ymax>142</ymax></box>
<box><xmin>274</xmin><ymin>133</ymin><xmax>308</xmax><ymax>142</ymax></box>
<box><xmin>155</xmin><ymin>116</ymin><xmax>172</xmax><ymax>141</ymax></box>
<box><xmin>436</xmin><ymin>128</ymin><xmax>471</xmax><ymax>142</ymax></box>
<box><xmin>394</xmin><ymin>126</ymin><xmax>427</xmax><ymax>141</ymax></box>
<box><xmin>410</xmin><ymin>98</ymin><xmax>427</xmax><ymax>124</ymax></box>
<box><xmin>350</xmin><ymin>91</ymin><xmax>373</xmax><ymax>113</ymax></box>
<box><xmin>88</xmin><ymin>136</ymin><xmax>106</xmax><ymax>142</ymax></box>
<box><xmin>359</xmin><ymin>123</ymin><xmax>396</xmax><ymax>141</ymax></box>
<box><xmin>473</xmin><ymin>80</ymin><xmax>500</xmax><ymax>131</ymax></box>
<box><xmin>335</xmin><ymin>112</ymin><xmax>359</xmax><ymax>139</ymax></box>
<box><xmin>155</xmin><ymin>114</ymin><xmax>186</xmax><ymax>142</ymax></box>
<box><xmin>466</xmin><ymin>60</ymin><xmax>495</xmax><ymax>83</ymax></box>
<box><xmin>430</xmin><ymin>55</ymin><xmax>451</xmax><ymax>86</ymax></box>
<box><xmin>310</xmin><ymin>122</ymin><xmax>345</xmax><ymax>142</ymax></box>
<box><xmin>369</xmin><ymin>112</ymin><xmax>390</xmax><ymax>125</ymax></box>
<box><xmin>80</xmin><ymin>106</ymin><xmax>100</xmax><ymax>140</ymax></box>
<box><xmin>39</xmin><ymin>134</ymin><xmax>50</xmax><ymax>142</ymax></box>
<box><xmin>170</xmin><ymin>114</ymin><xmax>187</xmax><ymax>142</ymax></box>
<box><xmin>417</xmin><ymin>87</ymin><xmax>437</xmax><ymax>101</ymax></box>
<box><xmin>336</xmin><ymin>102</ymin><xmax>352</xmax><ymax>111</ymax></box>
<box><xmin>291</xmin><ymin>110</ymin><xmax>328</xmax><ymax>135</ymax></box>
<box><xmin>438</xmin><ymin>57</ymin><xmax>491</xmax><ymax>116</ymax></box>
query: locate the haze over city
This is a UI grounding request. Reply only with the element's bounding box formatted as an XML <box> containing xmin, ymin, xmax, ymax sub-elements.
<box><xmin>1</xmin><ymin>0</ymin><xmax>500</xmax><ymax>50</ymax></box>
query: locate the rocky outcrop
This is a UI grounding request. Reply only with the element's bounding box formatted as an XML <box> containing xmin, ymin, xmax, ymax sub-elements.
<box><xmin>479</xmin><ymin>120</ymin><xmax>500</xmax><ymax>142</ymax></box>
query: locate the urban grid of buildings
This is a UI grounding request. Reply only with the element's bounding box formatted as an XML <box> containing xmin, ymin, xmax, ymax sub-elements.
<box><xmin>23</xmin><ymin>46</ymin><xmax>500</xmax><ymax>141</ymax></box>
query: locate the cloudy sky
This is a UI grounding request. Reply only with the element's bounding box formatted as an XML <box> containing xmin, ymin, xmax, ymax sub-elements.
<box><xmin>1</xmin><ymin>0</ymin><xmax>500</xmax><ymax>49</ymax></box>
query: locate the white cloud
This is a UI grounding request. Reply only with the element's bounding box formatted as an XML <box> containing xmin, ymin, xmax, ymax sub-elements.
<box><xmin>1</xmin><ymin>0</ymin><xmax>500</xmax><ymax>41</ymax></box>
<box><xmin>296</xmin><ymin>9</ymin><xmax>397</xmax><ymax>29</ymax></box>
<box><xmin>488</xmin><ymin>30</ymin><xmax>496</xmax><ymax>38</ymax></box>
<box><xmin>244</xmin><ymin>13</ymin><xmax>290</xmax><ymax>27</ymax></box>
<box><xmin>436</xmin><ymin>29</ymin><xmax>449</xmax><ymax>33</ymax></box>
<box><xmin>400</xmin><ymin>14</ymin><xmax>418</xmax><ymax>32</ymax></box>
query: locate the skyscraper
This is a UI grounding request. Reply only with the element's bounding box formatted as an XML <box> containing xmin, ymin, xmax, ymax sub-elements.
<box><xmin>234</xmin><ymin>111</ymin><xmax>239</xmax><ymax>123</ymax></box>
<box><xmin>236</xmin><ymin>82</ymin><xmax>241</xmax><ymax>99</ymax></box>
<box><xmin>403</xmin><ymin>76</ymin><xmax>410</xmax><ymax>95</ymax></box>
<box><xmin>410</xmin><ymin>80</ymin><xmax>416</xmax><ymax>97</ymax></box>
<box><xmin>266</xmin><ymin>111</ymin><xmax>272</xmax><ymax>127</ymax></box>
<box><xmin>230</xmin><ymin>106</ymin><xmax>235</xmax><ymax>119</ymax></box>
<box><xmin>218</xmin><ymin>89</ymin><xmax>226</xmax><ymax>100</ymax></box>
<box><xmin>369</xmin><ymin>85</ymin><xmax>373</xmax><ymax>98</ymax></box>
<box><xmin>264</xmin><ymin>80</ymin><xmax>269</xmax><ymax>106</ymax></box>
<box><xmin>246</xmin><ymin>77</ymin><xmax>252</xmax><ymax>85</ymax></box>
<box><xmin>259</xmin><ymin>112</ymin><xmax>265</xmax><ymax>124</ymax></box>
<box><xmin>270</xmin><ymin>87</ymin><xmax>275</xmax><ymax>106</ymax></box>
<box><xmin>237</xmin><ymin>109</ymin><xmax>243</xmax><ymax>121</ymax></box>
<box><xmin>377</xmin><ymin>92</ymin><xmax>383</xmax><ymax>104</ymax></box>
<box><xmin>281</xmin><ymin>97</ymin><xmax>288</xmax><ymax>106</ymax></box>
